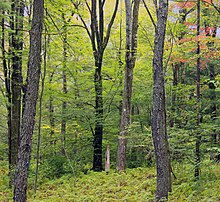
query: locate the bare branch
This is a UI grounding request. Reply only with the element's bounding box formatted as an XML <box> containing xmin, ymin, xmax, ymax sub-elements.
<box><xmin>70</xmin><ymin>0</ymin><xmax>92</xmax><ymax>42</ymax></box>
<box><xmin>85</xmin><ymin>0</ymin><xmax>92</xmax><ymax>13</ymax></box>
<box><xmin>143</xmin><ymin>0</ymin><xmax>156</xmax><ymax>30</ymax></box>
<box><xmin>103</xmin><ymin>0</ymin><xmax>119</xmax><ymax>50</ymax></box>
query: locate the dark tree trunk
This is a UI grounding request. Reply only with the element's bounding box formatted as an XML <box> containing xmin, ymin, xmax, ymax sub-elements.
<box><xmin>14</xmin><ymin>0</ymin><xmax>44</xmax><ymax>201</ymax></box>
<box><xmin>9</xmin><ymin>0</ymin><xmax>24</xmax><ymax>186</ymax></box>
<box><xmin>195</xmin><ymin>0</ymin><xmax>201</xmax><ymax>179</ymax></box>
<box><xmin>93</xmin><ymin>60</ymin><xmax>104</xmax><ymax>171</ymax></box>
<box><xmin>73</xmin><ymin>0</ymin><xmax>119</xmax><ymax>171</ymax></box>
<box><xmin>71</xmin><ymin>0</ymin><xmax>118</xmax><ymax>171</ymax></box>
<box><xmin>116</xmin><ymin>0</ymin><xmax>140</xmax><ymax>172</ymax></box>
<box><xmin>152</xmin><ymin>0</ymin><xmax>172</xmax><ymax>201</ymax></box>
<box><xmin>61</xmin><ymin>13</ymin><xmax>68</xmax><ymax>155</ymax></box>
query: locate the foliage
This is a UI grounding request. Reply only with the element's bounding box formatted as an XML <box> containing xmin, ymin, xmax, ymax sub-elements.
<box><xmin>0</xmin><ymin>162</ymin><xmax>220</xmax><ymax>201</ymax></box>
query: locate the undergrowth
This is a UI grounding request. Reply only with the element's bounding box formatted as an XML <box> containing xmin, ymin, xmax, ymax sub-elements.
<box><xmin>0</xmin><ymin>161</ymin><xmax>219</xmax><ymax>201</ymax></box>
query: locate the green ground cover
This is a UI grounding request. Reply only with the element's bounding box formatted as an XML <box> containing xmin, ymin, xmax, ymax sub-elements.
<box><xmin>0</xmin><ymin>161</ymin><xmax>219</xmax><ymax>202</ymax></box>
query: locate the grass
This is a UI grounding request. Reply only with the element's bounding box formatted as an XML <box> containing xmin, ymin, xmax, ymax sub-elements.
<box><xmin>0</xmin><ymin>161</ymin><xmax>219</xmax><ymax>202</ymax></box>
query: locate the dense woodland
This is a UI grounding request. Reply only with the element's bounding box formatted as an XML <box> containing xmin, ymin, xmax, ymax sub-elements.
<box><xmin>0</xmin><ymin>0</ymin><xmax>220</xmax><ymax>201</ymax></box>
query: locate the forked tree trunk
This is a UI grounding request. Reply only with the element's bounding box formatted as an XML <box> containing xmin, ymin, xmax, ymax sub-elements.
<box><xmin>116</xmin><ymin>0</ymin><xmax>140</xmax><ymax>172</ymax></box>
<box><xmin>152</xmin><ymin>0</ymin><xmax>172</xmax><ymax>201</ymax></box>
<box><xmin>14</xmin><ymin>0</ymin><xmax>44</xmax><ymax>201</ymax></box>
<box><xmin>73</xmin><ymin>0</ymin><xmax>119</xmax><ymax>171</ymax></box>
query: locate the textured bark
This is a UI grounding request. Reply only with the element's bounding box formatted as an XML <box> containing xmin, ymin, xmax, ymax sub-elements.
<box><xmin>152</xmin><ymin>0</ymin><xmax>171</xmax><ymax>201</ymax></box>
<box><xmin>93</xmin><ymin>61</ymin><xmax>104</xmax><ymax>171</ymax></box>
<box><xmin>116</xmin><ymin>0</ymin><xmax>140</xmax><ymax>172</ymax></box>
<box><xmin>9</xmin><ymin>0</ymin><xmax>24</xmax><ymax>186</ymax></box>
<box><xmin>14</xmin><ymin>0</ymin><xmax>44</xmax><ymax>201</ymax></box>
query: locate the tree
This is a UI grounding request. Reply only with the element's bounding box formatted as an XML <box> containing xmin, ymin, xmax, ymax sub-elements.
<box><xmin>8</xmin><ymin>0</ymin><xmax>24</xmax><ymax>186</ymax></box>
<box><xmin>14</xmin><ymin>0</ymin><xmax>44</xmax><ymax>201</ymax></box>
<box><xmin>151</xmin><ymin>0</ymin><xmax>172</xmax><ymax>200</ymax></box>
<box><xmin>61</xmin><ymin>13</ymin><xmax>68</xmax><ymax>155</ymax></box>
<box><xmin>116</xmin><ymin>0</ymin><xmax>140</xmax><ymax>171</ymax></box>
<box><xmin>73</xmin><ymin>0</ymin><xmax>119</xmax><ymax>171</ymax></box>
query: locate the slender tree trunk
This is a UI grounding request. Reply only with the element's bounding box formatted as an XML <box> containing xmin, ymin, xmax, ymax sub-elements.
<box><xmin>49</xmin><ymin>72</ymin><xmax>55</xmax><ymax>145</ymax></box>
<box><xmin>1</xmin><ymin>9</ymin><xmax>13</xmax><ymax>187</ymax></box>
<box><xmin>195</xmin><ymin>0</ymin><xmax>201</xmax><ymax>179</ymax></box>
<box><xmin>34</xmin><ymin>33</ymin><xmax>47</xmax><ymax>193</ymax></box>
<box><xmin>116</xmin><ymin>0</ymin><xmax>140</xmax><ymax>172</ymax></box>
<box><xmin>14</xmin><ymin>0</ymin><xmax>44</xmax><ymax>201</ymax></box>
<box><xmin>61</xmin><ymin>14</ymin><xmax>68</xmax><ymax>155</ymax></box>
<box><xmin>9</xmin><ymin>0</ymin><xmax>24</xmax><ymax>186</ymax></box>
<box><xmin>152</xmin><ymin>0</ymin><xmax>172</xmax><ymax>201</ymax></box>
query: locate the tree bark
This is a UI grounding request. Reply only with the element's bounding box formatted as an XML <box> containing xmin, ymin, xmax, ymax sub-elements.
<box><xmin>152</xmin><ymin>0</ymin><xmax>172</xmax><ymax>201</ymax></box>
<box><xmin>14</xmin><ymin>0</ymin><xmax>44</xmax><ymax>201</ymax></box>
<box><xmin>116</xmin><ymin>0</ymin><xmax>140</xmax><ymax>171</ymax></box>
<box><xmin>93</xmin><ymin>59</ymin><xmax>104</xmax><ymax>171</ymax></box>
<box><xmin>9</xmin><ymin>0</ymin><xmax>24</xmax><ymax>186</ymax></box>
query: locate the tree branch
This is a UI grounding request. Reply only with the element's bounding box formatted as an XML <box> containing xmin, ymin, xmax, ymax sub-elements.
<box><xmin>103</xmin><ymin>0</ymin><xmax>119</xmax><ymax>50</ymax></box>
<box><xmin>143</xmin><ymin>0</ymin><xmax>156</xmax><ymax>30</ymax></box>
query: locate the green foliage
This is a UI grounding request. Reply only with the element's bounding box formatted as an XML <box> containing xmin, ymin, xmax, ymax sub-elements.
<box><xmin>1</xmin><ymin>162</ymin><xmax>220</xmax><ymax>201</ymax></box>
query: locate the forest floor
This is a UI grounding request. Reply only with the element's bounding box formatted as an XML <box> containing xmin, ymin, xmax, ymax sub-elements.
<box><xmin>0</xmin><ymin>161</ymin><xmax>219</xmax><ymax>202</ymax></box>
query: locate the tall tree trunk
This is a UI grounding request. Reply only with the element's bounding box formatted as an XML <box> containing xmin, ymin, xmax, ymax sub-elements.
<box><xmin>1</xmin><ymin>9</ymin><xmax>12</xmax><ymax>187</ymax></box>
<box><xmin>14</xmin><ymin>0</ymin><xmax>44</xmax><ymax>201</ymax></box>
<box><xmin>9</xmin><ymin>0</ymin><xmax>24</xmax><ymax>186</ymax></box>
<box><xmin>195</xmin><ymin>0</ymin><xmax>201</xmax><ymax>179</ymax></box>
<box><xmin>93</xmin><ymin>59</ymin><xmax>104</xmax><ymax>171</ymax></box>
<box><xmin>73</xmin><ymin>0</ymin><xmax>119</xmax><ymax>171</ymax></box>
<box><xmin>61</xmin><ymin>13</ymin><xmax>68</xmax><ymax>155</ymax></box>
<box><xmin>34</xmin><ymin>33</ymin><xmax>47</xmax><ymax>193</ymax></box>
<box><xmin>152</xmin><ymin>0</ymin><xmax>172</xmax><ymax>201</ymax></box>
<box><xmin>116</xmin><ymin>0</ymin><xmax>140</xmax><ymax>171</ymax></box>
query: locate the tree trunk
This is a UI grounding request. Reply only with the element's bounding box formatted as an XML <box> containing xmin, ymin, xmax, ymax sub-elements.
<box><xmin>195</xmin><ymin>0</ymin><xmax>201</xmax><ymax>179</ymax></box>
<box><xmin>152</xmin><ymin>0</ymin><xmax>172</xmax><ymax>201</ymax></box>
<box><xmin>105</xmin><ymin>145</ymin><xmax>110</xmax><ymax>172</ymax></box>
<box><xmin>9</xmin><ymin>0</ymin><xmax>24</xmax><ymax>186</ymax></box>
<box><xmin>116</xmin><ymin>0</ymin><xmax>140</xmax><ymax>172</ymax></box>
<box><xmin>34</xmin><ymin>33</ymin><xmax>47</xmax><ymax>193</ymax></box>
<box><xmin>93</xmin><ymin>60</ymin><xmax>104</xmax><ymax>171</ymax></box>
<box><xmin>61</xmin><ymin>13</ymin><xmax>68</xmax><ymax>155</ymax></box>
<box><xmin>49</xmin><ymin>72</ymin><xmax>55</xmax><ymax>145</ymax></box>
<box><xmin>14</xmin><ymin>0</ymin><xmax>44</xmax><ymax>201</ymax></box>
<box><xmin>1</xmin><ymin>9</ymin><xmax>13</xmax><ymax>187</ymax></box>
